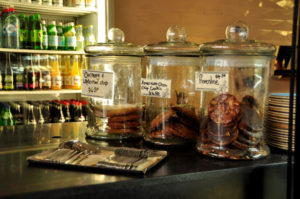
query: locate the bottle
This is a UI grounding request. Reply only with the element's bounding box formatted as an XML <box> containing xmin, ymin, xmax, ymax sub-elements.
<box><xmin>57</xmin><ymin>22</ymin><xmax>65</xmax><ymax>50</ymax></box>
<box><xmin>9</xmin><ymin>102</ymin><xmax>24</xmax><ymax>125</ymax></box>
<box><xmin>0</xmin><ymin>105</ymin><xmax>14</xmax><ymax>126</ymax></box>
<box><xmin>37</xmin><ymin>104</ymin><xmax>45</xmax><ymax>124</ymax></box>
<box><xmin>3</xmin><ymin>6</ymin><xmax>20</xmax><ymax>49</ymax></box>
<box><xmin>75</xmin><ymin>25</ymin><xmax>84</xmax><ymax>51</ymax></box>
<box><xmin>26</xmin><ymin>104</ymin><xmax>37</xmax><ymax>125</ymax></box>
<box><xmin>53</xmin><ymin>0</ymin><xmax>63</xmax><ymax>7</ymax></box>
<box><xmin>18</xmin><ymin>14</ymin><xmax>28</xmax><ymax>49</ymax></box>
<box><xmin>31</xmin><ymin>14</ymin><xmax>43</xmax><ymax>50</ymax></box>
<box><xmin>63</xmin><ymin>55</ymin><xmax>71</xmax><ymax>88</ymax></box>
<box><xmin>71</xmin><ymin>0</ymin><xmax>85</xmax><ymax>8</ymax></box>
<box><xmin>27</xmin><ymin>15</ymin><xmax>34</xmax><ymax>49</ymax></box>
<box><xmin>70</xmin><ymin>55</ymin><xmax>81</xmax><ymax>89</ymax></box>
<box><xmin>1</xmin><ymin>7</ymin><xmax>9</xmax><ymax>47</ymax></box>
<box><xmin>40</xmin><ymin>55</ymin><xmax>51</xmax><ymax>89</ymax></box>
<box><xmin>47</xmin><ymin>21</ymin><xmax>58</xmax><ymax>50</ymax></box>
<box><xmin>32</xmin><ymin>54</ymin><xmax>43</xmax><ymax>89</ymax></box>
<box><xmin>64</xmin><ymin>22</ymin><xmax>76</xmax><ymax>51</ymax></box>
<box><xmin>25</xmin><ymin>55</ymin><xmax>36</xmax><ymax>90</ymax></box>
<box><xmin>42</xmin><ymin>20</ymin><xmax>48</xmax><ymax>50</ymax></box>
<box><xmin>13</xmin><ymin>54</ymin><xmax>25</xmax><ymax>90</ymax></box>
<box><xmin>85</xmin><ymin>0</ymin><xmax>95</xmax><ymax>8</ymax></box>
<box><xmin>50</xmin><ymin>55</ymin><xmax>62</xmax><ymax>90</ymax></box>
<box><xmin>42</xmin><ymin>0</ymin><xmax>53</xmax><ymax>5</ymax></box>
<box><xmin>83</xmin><ymin>25</ymin><xmax>96</xmax><ymax>47</ymax></box>
<box><xmin>4</xmin><ymin>53</ymin><xmax>14</xmax><ymax>90</ymax></box>
<box><xmin>31</xmin><ymin>0</ymin><xmax>42</xmax><ymax>4</ymax></box>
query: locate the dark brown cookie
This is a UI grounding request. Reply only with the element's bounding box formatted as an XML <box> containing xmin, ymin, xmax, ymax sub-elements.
<box><xmin>107</xmin><ymin>120</ymin><xmax>140</xmax><ymax>129</ymax></box>
<box><xmin>168</xmin><ymin>122</ymin><xmax>198</xmax><ymax>139</ymax></box>
<box><xmin>242</xmin><ymin>95</ymin><xmax>259</xmax><ymax>109</ymax></box>
<box><xmin>232</xmin><ymin>140</ymin><xmax>249</xmax><ymax>149</ymax></box>
<box><xmin>109</xmin><ymin>114</ymin><xmax>140</xmax><ymax>122</ymax></box>
<box><xmin>150</xmin><ymin>110</ymin><xmax>176</xmax><ymax>130</ymax></box>
<box><xmin>208</xmin><ymin>128</ymin><xmax>239</xmax><ymax>147</ymax></box>
<box><xmin>239</xmin><ymin>127</ymin><xmax>263</xmax><ymax>139</ymax></box>
<box><xmin>238</xmin><ymin>104</ymin><xmax>262</xmax><ymax>132</ymax></box>
<box><xmin>171</xmin><ymin>106</ymin><xmax>200</xmax><ymax>125</ymax></box>
<box><xmin>149</xmin><ymin>126</ymin><xmax>175</xmax><ymax>139</ymax></box>
<box><xmin>237</xmin><ymin>132</ymin><xmax>261</xmax><ymax>146</ymax></box>
<box><xmin>208</xmin><ymin>94</ymin><xmax>241</xmax><ymax>126</ymax></box>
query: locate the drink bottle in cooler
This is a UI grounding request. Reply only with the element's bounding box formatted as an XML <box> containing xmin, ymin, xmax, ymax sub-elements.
<box><xmin>0</xmin><ymin>105</ymin><xmax>14</xmax><ymax>126</ymax></box>
<box><xmin>50</xmin><ymin>55</ymin><xmax>62</xmax><ymax>90</ymax></box>
<box><xmin>70</xmin><ymin>55</ymin><xmax>81</xmax><ymax>89</ymax></box>
<box><xmin>43</xmin><ymin>0</ymin><xmax>53</xmax><ymax>5</ymax></box>
<box><xmin>13</xmin><ymin>54</ymin><xmax>25</xmax><ymax>90</ymax></box>
<box><xmin>19</xmin><ymin>14</ymin><xmax>29</xmax><ymax>49</ymax></box>
<box><xmin>3</xmin><ymin>6</ymin><xmax>20</xmax><ymax>49</ymax></box>
<box><xmin>31</xmin><ymin>14</ymin><xmax>43</xmax><ymax>50</ymax></box>
<box><xmin>63</xmin><ymin>55</ymin><xmax>71</xmax><ymax>88</ymax></box>
<box><xmin>40</xmin><ymin>55</ymin><xmax>51</xmax><ymax>89</ymax></box>
<box><xmin>64</xmin><ymin>22</ymin><xmax>76</xmax><ymax>51</ymax></box>
<box><xmin>57</xmin><ymin>22</ymin><xmax>65</xmax><ymax>50</ymax></box>
<box><xmin>48</xmin><ymin>21</ymin><xmax>58</xmax><ymax>50</ymax></box>
<box><xmin>24</xmin><ymin>55</ymin><xmax>36</xmax><ymax>90</ymax></box>
<box><xmin>75</xmin><ymin>24</ymin><xmax>84</xmax><ymax>51</ymax></box>
<box><xmin>42</xmin><ymin>20</ymin><xmax>48</xmax><ymax>50</ymax></box>
<box><xmin>32</xmin><ymin>54</ymin><xmax>43</xmax><ymax>89</ymax></box>
<box><xmin>1</xmin><ymin>7</ymin><xmax>9</xmax><ymax>48</ymax></box>
<box><xmin>4</xmin><ymin>53</ymin><xmax>14</xmax><ymax>90</ymax></box>
<box><xmin>27</xmin><ymin>15</ymin><xmax>34</xmax><ymax>49</ymax></box>
<box><xmin>83</xmin><ymin>25</ymin><xmax>95</xmax><ymax>47</ymax></box>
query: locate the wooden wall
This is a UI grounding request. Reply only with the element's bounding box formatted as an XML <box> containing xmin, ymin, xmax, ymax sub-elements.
<box><xmin>114</xmin><ymin>0</ymin><xmax>293</xmax><ymax>46</ymax></box>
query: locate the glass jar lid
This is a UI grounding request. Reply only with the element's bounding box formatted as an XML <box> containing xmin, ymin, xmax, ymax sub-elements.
<box><xmin>84</xmin><ymin>28</ymin><xmax>143</xmax><ymax>56</ymax></box>
<box><xmin>144</xmin><ymin>25</ymin><xmax>200</xmax><ymax>56</ymax></box>
<box><xmin>199</xmin><ymin>21</ymin><xmax>276</xmax><ymax>56</ymax></box>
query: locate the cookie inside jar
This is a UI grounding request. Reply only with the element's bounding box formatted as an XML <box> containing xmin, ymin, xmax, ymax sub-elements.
<box><xmin>196</xmin><ymin>93</ymin><xmax>269</xmax><ymax>160</ymax></box>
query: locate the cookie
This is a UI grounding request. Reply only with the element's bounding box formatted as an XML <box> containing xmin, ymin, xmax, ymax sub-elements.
<box><xmin>237</xmin><ymin>132</ymin><xmax>261</xmax><ymax>146</ymax></box>
<box><xmin>107</xmin><ymin>120</ymin><xmax>140</xmax><ymax>129</ymax></box>
<box><xmin>239</xmin><ymin>127</ymin><xmax>263</xmax><ymax>139</ymax></box>
<box><xmin>171</xmin><ymin>106</ymin><xmax>200</xmax><ymax>125</ymax></box>
<box><xmin>238</xmin><ymin>104</ymin><xmax>262</xmax><ymax>132</ymax></box>
<box><xmin>232</xmin><ymin>140</ymin><xmax>249</xmax><ymax>149</ymax></box>
<box><xmin>168</xmin><ymin>122</ymin><xmax>197</xmax><ymax>139</ymax></box>
<box><xmin>209</xmin><ymin>128</ymin><xmax>239</xmax><ymax>146</ymax></box>
<box><xmin>150</xmin><ymin>110</ymin><xmax>176</xmax><ymax>130</ymax></box>
<box><xmin>149</xmin><ymin>126</ymin><xmax>175</xmax><ymax>139</ymax></box>
<box><xmin>109</xmin><ymin>114</ymin><xmax>140</xmax><ymax>122</ymax></box>
<box><xmin>107</xmin><ymin>106</ymin><xmax>139</xmax><ymax>117</ymax></box>
<box><xmin>242</xmin><ymin>95</ymin><xmax>259</xmax><ymax>109</ymax></box>
<box><xmin>208</xmin><ymin>94</ymin><xmax>241</xmax><ymax>126</ymax></box>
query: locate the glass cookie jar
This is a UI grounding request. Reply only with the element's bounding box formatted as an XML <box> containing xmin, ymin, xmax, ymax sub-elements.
<box><xmin>196</xmin><ymin>21</ymin><xmax>276</xmax><ymax>159</ymax></box>
<box><xmin>143</xmin><ymin>25</ymin><xmax>201</xmax><ymax>146</ymax></box>
<box><xmin>84</xmin><ymin>28</ymin><xmax>143</xmax><ymax>140</ymax></box>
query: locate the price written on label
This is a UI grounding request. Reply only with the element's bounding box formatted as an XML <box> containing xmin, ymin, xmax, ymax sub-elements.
<box><xmin>195</xmin><ymin>72</ymin><xmax>229</xmax><ymax>93</ymax></box>
<box><xmin>141</xmin><ymin>78</ymin><xmax>171</xmax><ymax>98</ymax></box>
<box><xmin>81</xmin><ymin>70</ymin><xmax>114</xmax><ymax>99</ymax></box>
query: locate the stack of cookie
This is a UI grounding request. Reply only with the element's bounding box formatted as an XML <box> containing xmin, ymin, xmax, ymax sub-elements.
<box><xmin>149</xmin><ymin>105</ymin><xmax>199</xmax><ymax>141</ymax></box>
<box><xmin>199</xmin><ymin>94</ymin><xmax>264</xmax><ymax>159</ymax></box>
<box><xmin>106</xmin><ymin>106</ymin><xmax>141</xmax><ymax>134</ymax></box>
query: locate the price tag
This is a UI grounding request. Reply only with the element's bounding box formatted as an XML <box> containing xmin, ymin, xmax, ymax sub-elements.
<box><xmin>82</xmin><ymin>70</ymin><xmax>114</xmax><ymax>99</ymax></box>
<box><xmin>141</xmin><ymin>78</ymin><xmax>171</xmax><ymax>98</ymax></box>
<box><xmin>195</xmin><ymin>72</ymin><xmax>229</xmax><ymax>93</ymax></box>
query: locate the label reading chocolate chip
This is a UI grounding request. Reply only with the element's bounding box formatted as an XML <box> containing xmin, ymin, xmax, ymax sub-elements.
<box><xmin>141</xmin><ymin>78</ymin><xmax>171</xmax><ymax>98</ymax></box>
<box><xmin>195</xmin><ymin>72</ymin><xmax>229</xmax><ymax>93</ymax></box>
<box><xmin>82</xmin><ymin>70</ymin><xmax>114</xmax><ymax>99</ymax></box>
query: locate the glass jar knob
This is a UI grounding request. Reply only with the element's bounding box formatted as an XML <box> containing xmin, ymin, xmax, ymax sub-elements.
<box><xmin>166</xmin><ymin>25</ymin><xmax>187</xmax><ymax>42</ymax></box>
<box><xmin>225</xmin><ymin>21</ymin><xmax>249</xmax><ymax>42</ymax></box>
<box><xmin>108</xmin><ymin>28</ymin><xmax>125</xmax><ymax>44</ymax></box>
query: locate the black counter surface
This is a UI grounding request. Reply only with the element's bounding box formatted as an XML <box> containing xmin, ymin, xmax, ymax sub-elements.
<box><xmin>0</xmin><ymin>123</ymin><xmax>288</xmax><ymax>199</ymax></box>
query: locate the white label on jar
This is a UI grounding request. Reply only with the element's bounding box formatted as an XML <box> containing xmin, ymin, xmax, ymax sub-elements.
<box><xmin>195</xmin><ymin>72</ymin><xmax>229</xmax><ymax>93</ymax></box>
<box><xmin>141</xmin><ymin>78</ymin><xmax>171</xmax><ymax>98</ymax></box>
<box><xmin>82</xmin><ymin>70</ymin><xmax>114</xmax><ymax>100</ymax></box>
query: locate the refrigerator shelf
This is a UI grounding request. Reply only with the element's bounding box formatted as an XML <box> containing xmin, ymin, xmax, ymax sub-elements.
<box><xmin>0</xmin><ymin>89</ymin><xmax>82</xmax><ymax>95</ymax></box>
<box><xmin>0</xmin><ymin>1</ymin><xmax>98</xmax><ymax>17</ymax></box>
<box><xmin>0</xmin><ymin>48</ymin><xmax>85</xmax><ymax>55</ymax></box>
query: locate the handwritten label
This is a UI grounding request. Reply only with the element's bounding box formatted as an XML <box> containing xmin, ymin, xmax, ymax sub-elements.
<box><xmin>195</xmin><ymin>72</ymin><xmax>229</xmax><ymax>93</ymax></box>
<box><xmin>141</xmin><ymin>78</ymin><xmax>171</xmax><ymax>98</ymax></box>
<box><xmin>82</xmin><ymin>70</ymin><xmax>114</xmax><ymax>99</ymax></box>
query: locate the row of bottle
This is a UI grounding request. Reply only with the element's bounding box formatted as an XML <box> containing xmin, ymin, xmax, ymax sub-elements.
<box><xmin>0</xmin><ymin>53</ymin><xmax>86</xmax><ymax>90</ymax></box>
<box><xmin>0</xmin><ymin>99</ymin><xmax>89</xmax><ymax>126</ymax></box>
<box><xmin>0</xmin><ymin>6</ymin><xmax>96</xmax><ymax>50</ymax></box>
<box><xmin>11</xmin><ymin>0</ymin><xmax>96</xmax><ymax>8</ymax></box>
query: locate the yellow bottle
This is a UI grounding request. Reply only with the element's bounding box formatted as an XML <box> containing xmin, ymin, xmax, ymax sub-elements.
<box><xmin>50</xmin><ymin>55</ymin><xmax>62</xmax><ymax>90</ymax></box>
<box><xmin>63</xmin><ymin>55</ymin><xmax>72</xmax><ymax>89</ymax></box>
<box><xmin>71</xmin><ymin>55</ymin><xmax>81</xmax><ymax>89</ymax></box>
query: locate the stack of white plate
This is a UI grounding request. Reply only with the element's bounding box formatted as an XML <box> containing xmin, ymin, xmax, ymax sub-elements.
<box><xmin>265</xmin><ymin>93</ymin><xmax>296</xmax><ymax>151</ymax></box>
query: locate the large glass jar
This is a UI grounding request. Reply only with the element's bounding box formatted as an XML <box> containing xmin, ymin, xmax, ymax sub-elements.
<box><xmin>143</xmin><ymin>25</ymin><xmax>201</xmax><ymax>146</ymax></box>
<box><xmin>84</xmin><ymin>28</ymin><xmax>143</xmax><ymax>141</ymax></box>
<box><xmin>196</xmin><ymin>21</ymin><xmax>275</xmax><ymax>159</ymax></box>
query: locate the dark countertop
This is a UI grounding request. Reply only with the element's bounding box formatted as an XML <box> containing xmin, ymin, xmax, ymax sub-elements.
<box><xmin>0</xmin><ymin>123</ymin><xmax>289</xmax><ymax>199</ymax></box>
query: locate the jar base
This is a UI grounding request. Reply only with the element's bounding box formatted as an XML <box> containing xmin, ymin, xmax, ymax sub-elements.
<box><xmin>143</xmin><ymin>135</ymin><xmax>195</xmax><ymax>147</ymax></box>
<box><xmin>85</xmin><ymin>127</ymin><xmax>143</xmax><ymax>141</ymax></box>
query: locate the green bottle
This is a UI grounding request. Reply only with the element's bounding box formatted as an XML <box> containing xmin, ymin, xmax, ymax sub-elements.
<box><xmin>27</xmin><ymin>16</ymin><xmax>32</xmax><ymax>49</ymax></box>
<box><xmin>31</xmin><ymin>14</ymin><xmax>43</xmax><ymax>50</ymax></box>
<box><xmin>47</xmin><ymin>21</ymin><xmax>58</xmax><ymax>50</ymax></box>
<box><xmin>18</xmin><ymin>14</ymin><xmax>28</xmax><ymax>49</ymax></box>
<box><xmin>57</xmin><ymin>22</ymin><xmax>65</xmax><ymax>50</ymax></box>
<box><xmin>42</xmin><ymin>20</ymin><xmax>48</xmax><ymax>50</ymax></box>
<box><xmin>0</xmin><ymin>105</ymin><xmax>14</xmax><ymax>126</ymax></box>
<box><xmin>75</xmin><ymin>25</ymin><xmax>84</xmax><ymax>51</ymax></box>
<box><xmin>4</xmin><ymin>53</ymin><xmax>14</xmax><ymax>90</ymax></box>
<box><xmin>64</xmin><ymin>22</ymin><xmax>76</xmax><ymax>51</ymax></box>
